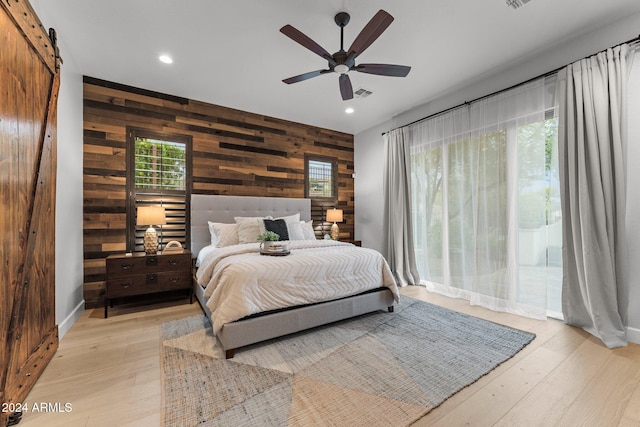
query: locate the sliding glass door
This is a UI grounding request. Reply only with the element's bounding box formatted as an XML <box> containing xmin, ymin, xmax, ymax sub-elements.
<box><xmin>410</xmin><ymin>77</ymin><xmax>562</xmax><ymax>318</ymax></box>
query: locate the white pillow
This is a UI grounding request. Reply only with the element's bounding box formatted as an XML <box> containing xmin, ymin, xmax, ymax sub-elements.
<box><xmin>287</xmin><ymin>221</ymin><xmax>305</xmax><ymax>240</ymax></box>
<box><xmin>208</xmin><ymin>221</ymin><xmax>219</xmax><ymax>246</ymax></box>
<box><xmin>208</xmin><ymin>221</ymin><xmax>239</xmax><ymax>247</ymax></box>
<box><xmin>274</xmin><ymin>213</ymin><xmax>300</xmax><ymax>224</ymax></box>
<box><xmin>235</xmin><ymin>216</ymin><xmax>271</xmax><ymax>244</ymax></box>
<box><xmin>301</xmin><ymin>220</ymin><xmax>316</xmax><ymax>240</ymax></box>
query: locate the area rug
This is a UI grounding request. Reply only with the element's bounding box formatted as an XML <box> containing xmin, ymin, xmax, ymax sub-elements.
<box><xmin>160</xmin><ymin>297</ymin><xmax>535</xmax><ymax>426</ymax></box>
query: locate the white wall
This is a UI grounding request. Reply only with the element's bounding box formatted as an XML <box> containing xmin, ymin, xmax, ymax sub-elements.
<box><xmin>31</xmin><ymin>1</ymin><xmax>85</xmax><ymax>338</ymax></box>
<box><xmin>355</xmin><ymin>12</ymin><xmax>640</xmax><ymax>341</ymax></box>
<box><xmin>354</xmin><ymin>120</ymin><xmax>391</xmax><ymax>255</ymax></box>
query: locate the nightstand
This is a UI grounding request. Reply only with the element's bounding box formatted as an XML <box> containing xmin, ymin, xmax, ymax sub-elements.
<box><xmin>105</xmin><ymin>250</ymin><xmax>192</xmax><ymax>318</ymax></box>
<box><xmin>343</xmin><ymin>240</ymin><xmax>362</xmax><ymax>247</ymax></box>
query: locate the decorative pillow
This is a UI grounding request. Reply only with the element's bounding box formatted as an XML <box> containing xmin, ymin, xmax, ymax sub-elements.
<box><xmin>263</xmin><ymin>219</ymin><xmax>289</xmax><ymax>241</ymax></box>
<box><xmin>235</xmin><ymin>216</ymin><xmax>271</xmax><ymax>244</ymax></box>
<box><xmin>301</xmin><ymin>220</ymin><xmax>316</xmax><ymax>240</ymax></box>
<box><xmin>208</xmin><ymin>221</ymin><xmax>239</xmax><ymax>247</ymax></box>
<box><xmin>208</xmin><ymin>221</ymin><xmax>220</xmax><ymax>246</ymax></box>
<box><xmin>286</xmin><ymin>221</ymin><xmax>305</xmax><ymax>240</ymax></box>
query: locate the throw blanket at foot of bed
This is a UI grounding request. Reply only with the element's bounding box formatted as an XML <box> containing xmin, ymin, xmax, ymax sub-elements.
<box><xmin>196</xmin><ymin>240</ymin><xmax>399</xmax><ymax>334</ymax></box>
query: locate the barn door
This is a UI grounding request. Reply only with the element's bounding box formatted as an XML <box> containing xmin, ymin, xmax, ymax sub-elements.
<box><xmin>0</xmin><ymin>1</ymin><xmax>61</xmax><ymax>425</ymax></box>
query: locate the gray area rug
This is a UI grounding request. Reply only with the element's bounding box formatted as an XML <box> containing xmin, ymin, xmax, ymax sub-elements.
<box><xmin>161</xmin><ymin>297</ymin><xmax>535</xmax><ymax>426</ymax></box>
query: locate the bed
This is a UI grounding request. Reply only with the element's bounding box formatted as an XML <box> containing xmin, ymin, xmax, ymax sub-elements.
<box><xmin>191</xmin><ymin>194</ymin><xmax>399</xmax><ymax>358</ymax></box>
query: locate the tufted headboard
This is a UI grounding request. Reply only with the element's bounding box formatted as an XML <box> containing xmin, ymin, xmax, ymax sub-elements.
<box><xmin>190</xmin><ymin>195</ymin><xmax>312</xmax><ymax>256</ymax></box>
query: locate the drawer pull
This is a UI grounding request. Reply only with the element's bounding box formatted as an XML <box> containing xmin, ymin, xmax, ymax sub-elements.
<box><xmin>120</xmin><ymin>263</ymin><xmax>134</xmax><ymax>270</ymax></box>
<box><xmin>169</xmin><ymin>277</ymin><xmax>181</xmax><ymax>284</ymax></box>
<box><xmin>147</xmin><ymin>256</ymin><xmax>158</xmax><ymax>265</ymax></box>
<box><xmin>121</xmin><ymin>282</ymin><xmax>134</xmax><ymax>289</ymax></box>
<box><xmin>169</xmin><ymin>259</ymin><xmax>178</xmax><ymax>266</ymax></box>
<box><xmin>148</xmin><ymin>274</ymin><xmax>158</xmax><ymax>282</ymax></box>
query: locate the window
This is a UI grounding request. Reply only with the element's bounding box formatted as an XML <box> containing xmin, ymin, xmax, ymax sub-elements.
<box><xmin>126</xmin><ymin>128</ymin><xmax>192</xmax><ymax>253</ymax></box>
<box><xmin>305</xmin><ymin>154</ymin><xmax>337</xmax><ymax>201</ymax></box>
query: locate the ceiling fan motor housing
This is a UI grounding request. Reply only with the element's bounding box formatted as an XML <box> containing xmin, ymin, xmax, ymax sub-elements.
<box><xmin>334</xmin><ymin>12</ymin><xmax>350</xmax><ymax>27</ymax></box>
<box><xmin>332</xmin><ymin>51</ymin><xmax>353</xmax><ymax>74</ymax></box>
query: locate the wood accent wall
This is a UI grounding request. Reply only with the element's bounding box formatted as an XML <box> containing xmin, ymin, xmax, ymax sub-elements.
<box><xmin>83</xmin><ymin>77</ymin><xmax>355</xmax><ymax>308</ymax></box>
<box><xmin>1</xmin><ymin>0</ymin><xmax>60</xmax><ymax>422</ymax></box>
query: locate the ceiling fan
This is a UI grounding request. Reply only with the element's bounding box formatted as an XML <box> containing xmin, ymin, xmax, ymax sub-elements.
<box><xmin>280</xmin><ymin>9</ymin><xmax>411</xmax><ymax>101</ymax></box>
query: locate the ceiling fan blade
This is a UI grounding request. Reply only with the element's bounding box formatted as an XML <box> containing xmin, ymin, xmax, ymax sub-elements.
<box><xmin>354</xmin><ymin>63</ymin><xmax>411</xmax><ymax>77</ymax></box>
<box><xmin>280</xmin><ymin>24</ymin><xmax>333</xmax><ymax>62</ymax></box>
<box><xmin>339</xmin><ymin>74</ymin><xmax>353</xmax><ymax>100</ymax></box>
<box><xmin>283</xmin><ymin>69</ymin><xmax>332</xmax><ymax>84</ymax></box>
<box><xmin>347</xmin><ymin>10</ymin><xmax>394</xmax><ymax>59</ymax></box>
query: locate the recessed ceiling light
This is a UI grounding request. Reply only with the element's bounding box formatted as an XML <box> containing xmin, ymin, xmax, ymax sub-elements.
<box><xmin>345</xmin><ymin>107</ymin><xmax>354</xmax><ymax>114</ymax></box>
<box><xmin>159</xmin><ymin>55</ymin><xmax>173</xmax><ymax>64</ymax></box>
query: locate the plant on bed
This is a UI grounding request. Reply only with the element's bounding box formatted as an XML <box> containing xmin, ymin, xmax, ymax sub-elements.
<box><xmin>258</xmin><ymin>230</ymin><xmax>279</xmax><ymax>242</ymax></box>
<box><xmin>258</xmin><ymin>230</ymin><xmax>281</xmax><ymax>253</ymax></box>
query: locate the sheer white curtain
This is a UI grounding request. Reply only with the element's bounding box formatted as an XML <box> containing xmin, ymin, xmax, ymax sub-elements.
<box><xmin>557</xmin><ymin>44</ymin><xmax>634</xmax><ymax>348</ymax></box>
<box><xmin>410</xmin><ymin>77</ymin><xmax>562</xmax><ymax>318</ymax></box>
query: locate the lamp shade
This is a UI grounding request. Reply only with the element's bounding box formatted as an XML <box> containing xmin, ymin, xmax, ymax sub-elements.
<box><xmin>137</xmin><ymin>206</ymin><xmax>167</xmax><ymax>226</ymax></box>
<box><xmin>326</xmin><ymin>208</ymin><xmax>343</xmax><ymax>223</ymax></box>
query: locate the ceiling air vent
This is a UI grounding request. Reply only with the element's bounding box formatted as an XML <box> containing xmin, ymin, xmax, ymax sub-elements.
<box><xmin>354</xmin><ymin>88</ymin><xmax>373</xmax><ymax>98</ymax></box>
<box><xmin>506</xmin><ymin>0</ymin><xmax>531</xmax><ymax>9</ymax></box>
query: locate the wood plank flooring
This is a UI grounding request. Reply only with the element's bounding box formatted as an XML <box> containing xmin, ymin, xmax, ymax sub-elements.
<box><xmin>17</xmin><ymin>288</ymin><xmax>640</xmax><ymax>426</ymax></box>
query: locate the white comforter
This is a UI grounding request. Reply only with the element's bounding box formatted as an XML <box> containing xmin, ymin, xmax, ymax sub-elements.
<box><xmin>196</xmin><ymin>240</ymin><xmax>399</xmax><ymax>334</ymax></box>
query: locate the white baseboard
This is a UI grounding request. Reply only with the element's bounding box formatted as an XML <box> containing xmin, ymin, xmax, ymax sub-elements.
<box><xmin>627</xmin><ymin>326</ymin><xmax>640</xmax><ymax>345</ymax></box>
<box><xmin>58</xmin><ymin>300</ymin><xmax>85</xmax><ymax>339</ymax></box>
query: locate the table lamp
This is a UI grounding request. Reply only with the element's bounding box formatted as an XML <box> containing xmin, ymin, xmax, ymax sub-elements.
<box><xmin>137</xmin><ymin>206</ymin><xmax>166</xmax><ymax>254</ymax></box>
<box><xmin>326</xmin><ymin>208</ymin><xmax>343</xmax><ymax>240</ymax></box>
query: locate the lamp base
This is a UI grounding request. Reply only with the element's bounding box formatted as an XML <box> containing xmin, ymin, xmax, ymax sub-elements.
<box><xmin>144</xmin><ymin>227</ymin><xmax>159</xmax><ymax>254</ymax></box>
<box><xmin>330</xmin><ymin>223</ymin><xmax>339</xmax><ymax>240</ymax></box>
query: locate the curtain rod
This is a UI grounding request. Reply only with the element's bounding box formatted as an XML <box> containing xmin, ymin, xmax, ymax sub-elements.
<box><xmin>382</xmin><ymin>33</ymin><xmax>640</xmax><ymax>136</ymax></box>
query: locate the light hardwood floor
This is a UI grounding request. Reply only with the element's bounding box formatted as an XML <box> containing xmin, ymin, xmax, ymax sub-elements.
<box><xmin>17</xmin><ymin>288</ymin><xmax>640</xmax><ymax>426</ymax></box>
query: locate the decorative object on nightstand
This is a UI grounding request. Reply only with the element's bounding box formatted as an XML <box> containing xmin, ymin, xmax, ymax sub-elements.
<box><xmin>104</xmin><ymin>250</ymin><xmax>192</xmax><ymax>318</ymax></box>
<box><xmin>137</xmin><ymin>206</ymin><xmax>166</xmax><ymax>254</ymax></box>
<box><xmin>326</xmin><ymin>208</ymin><xmax>343</xmax><ymax>240</ymax></box>
<box><xmin>163</xmin><ymin>240</ymin><xmax>183</xmax><ymax>252</ymax></box>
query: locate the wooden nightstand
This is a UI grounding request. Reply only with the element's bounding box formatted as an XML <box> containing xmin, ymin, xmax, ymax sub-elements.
<box><xmin>343</xmin><ymin>240</ymin><xmax>362</xmax><ymax>247</ymax></box>
<box><xmin>105</xmin><ymin>250</ymin><xmax>192</xmax><ymax>318</ymax></box>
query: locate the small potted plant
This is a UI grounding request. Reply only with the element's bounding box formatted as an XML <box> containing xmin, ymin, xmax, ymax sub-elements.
<box><xmin>258</xmin><ymin>231</ymin><xmax>279</xmax><ymax>252</ymax></box>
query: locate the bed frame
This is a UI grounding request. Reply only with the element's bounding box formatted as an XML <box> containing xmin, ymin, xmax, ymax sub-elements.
<box><xmin>191</xmin><ymin>195</ymin><xmax>395</xmax><ymax>359</ymax></box>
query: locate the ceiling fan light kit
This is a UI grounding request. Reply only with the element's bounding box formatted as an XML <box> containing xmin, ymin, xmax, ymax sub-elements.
<box><xmin>280</xmin><ymin>9</ymin><xmax>411</xmax><ymax>101</ymax></box>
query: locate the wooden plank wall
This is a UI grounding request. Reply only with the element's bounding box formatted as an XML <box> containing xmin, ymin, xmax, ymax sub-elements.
<box><xmin>83</xmin><ymin>77</ymin><xmax>355</xmax><ymax>308</ymax></box>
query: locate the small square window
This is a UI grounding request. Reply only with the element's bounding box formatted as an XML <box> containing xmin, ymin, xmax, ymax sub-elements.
<box><xmin>305</xmin><ymin>154</ymin><xmax>337</xmax><ymax>201</ymax></box>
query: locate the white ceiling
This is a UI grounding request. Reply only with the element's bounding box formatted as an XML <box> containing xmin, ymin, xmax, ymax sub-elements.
<box><xmin>32</xmin><ymin>0</ymin><xmax>640</xmax><ymax>134</ymax></box>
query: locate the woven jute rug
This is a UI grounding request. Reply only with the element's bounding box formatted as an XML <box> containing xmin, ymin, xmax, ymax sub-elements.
<box><xmin>160</xmin><ymin>297</ymin><xmax>535</xmax><ymax>426</ymax></box>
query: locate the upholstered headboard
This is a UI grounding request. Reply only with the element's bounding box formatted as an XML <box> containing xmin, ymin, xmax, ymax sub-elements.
<box><xmin>190</xmin><ymin>195</ymin><xmax>312</xmax><ymax>256</ymax></box>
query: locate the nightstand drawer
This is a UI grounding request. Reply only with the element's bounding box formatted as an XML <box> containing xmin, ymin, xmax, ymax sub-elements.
<box><xmin>106</xmin><ymin>252</ymin><xmax>190</xmax><ymax>276</ymax></box>
<box><xmin>107</xmin><ymin>271</ymin><xmax>191</xmax><ymax>298</ymax></box>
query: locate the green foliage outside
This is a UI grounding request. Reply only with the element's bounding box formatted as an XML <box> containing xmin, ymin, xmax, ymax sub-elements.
<box><xmin>135</xmin><ymin>137</ymin><xmax>186</xmax><ymax>191</ymax></box>
<box><xmin>308</xmin><ymin>160</ymin><xmax>333</xmax><ymax>198</ymax></box>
